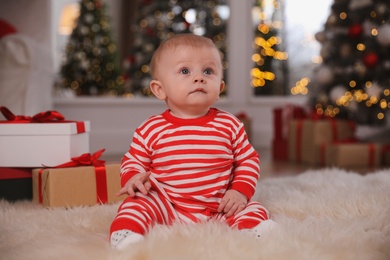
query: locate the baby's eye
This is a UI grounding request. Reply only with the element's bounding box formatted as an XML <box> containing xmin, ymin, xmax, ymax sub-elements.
<box><xmin>204</xmin><ymin>68</ymin><xmax>213</xmax><ymax>75</ymax></box>
<box><xmin>180</xmin><ymin>68</ymin><xmax>190</xmax><ymax>74</ymax></box>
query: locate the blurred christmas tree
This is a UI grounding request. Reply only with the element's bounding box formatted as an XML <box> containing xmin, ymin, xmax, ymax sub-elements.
<box><xmin>59</xmin><ymin>0</ymin><xmax>124</xmax><ymax>96</ymax></box>
<box><xmin>310</xmin><ymin>0</ymin><xmax>390</xmax><ymax>125</ymax></box>
<box><xmin>123</xmin><ymin>0</ymin><xmax>229</xmax><ymax>97</ymax></box>
<box><xmin>251</xmin><ymin>0</ymin><xmax>288</xmax><ymax>95</ymax></box>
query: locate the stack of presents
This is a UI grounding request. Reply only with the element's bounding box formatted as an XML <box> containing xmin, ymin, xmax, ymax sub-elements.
<box><xmin>0</xmin><ymin>106</ymin><xmax>126</xmax><ymax>207</ymax></box>
<box><xmin>272</xmin><ymin>104</ymin><xmax>390</xmax><ymax>168</ymax></box>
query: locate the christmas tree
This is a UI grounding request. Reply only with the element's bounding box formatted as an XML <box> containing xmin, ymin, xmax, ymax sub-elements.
<box><xmin>310</xmin><ymin>0</ymin><xmax>390</xmax><ymax>125</ymax></box>
<box><xmin>59</xmin><ymin>0</ymin><xmax>124</xmax><ymax>96</ymax></box>
<box><xmin>123</xmin><ymin>0</ymin><xmax>229</xmax><ymax>97</ymax></box>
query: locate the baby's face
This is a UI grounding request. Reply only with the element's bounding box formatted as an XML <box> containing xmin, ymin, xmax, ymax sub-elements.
<box><xmin>154</xmin><ymin>45</ymin><xmax>224</xmax><ymax>118</ymax></box>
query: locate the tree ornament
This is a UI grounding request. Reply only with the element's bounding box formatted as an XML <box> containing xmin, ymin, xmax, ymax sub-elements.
<box><xmin>317</xmin><ymin>93</ymin><xmax>328</xmax><ymax>104</ymax></box>
<box><xmin>377</xmin><ymin>24</ymin><xmax>390</xmax><ymax>46</ymax></box>
<box><xmin>363</xmin><ymin>52</ymin><xmax>379</xmax><ymax>68</ymax></box>
<box><xmin>315</xmin><ymin>31</ymin><xmax>327</xmax><ymax>43</ymax></box>
<box><xmin>95</xmin><ymin>0</ymin><xmax>102</xmax><ymax>9</ymax></box>
<box><xmin>339</xmin><ymin>43</ymin><xmax>352</xmax><ymax>58</ymax></box>
<box><xmin>362</xmin><ymin>20</ymin><xmax>376</xmax><ymax>37</ymax></box>
<box><xmin>375</xmin><ymin>3</ymin><xmax>388</xmax><ymax>16</ymax></box>
<box><xmin>348</xmin><ymin>0</ymin><xmax>372</xmax><ymax>10</ymax></box>
<box><xmin>84</xmin><ymin>13</ymin><xmax>94</xmax><ymax>24</ymax></box>
<box><xmin>365</xmin><ymin>82</ymin><xmax>382</xmax><ymax>98</ymax></box>
<box><xmin>354</xmin><ymin>61</ymin><xmax>367</xmax><ymax>76</ymax></box>
<box><xmin>315</xmin><ymin>66</ymin><xmax>334</xmax><ymax>85</ymax></box>
<box><xmin>383</xmin><ymin>60</ymin><xmax>390</xmax><ymax>70</ymax></box>
<box><xmin>348</xmin><ymin>23</ymin><xmax>363</xmax><ymax>38</ymax></box>
<box><xmin>329</xmin><ymin>85</ymin><xmax>347</xmax><ymax>103</ymax></box>
<box><xmin>326</xmin><ymin>14</ymin><xmax>338</xmax><ymax>27</ymax></box>
<box><xmin>347</xmin><ymin>100</ymin><xmax>358</xmax><ymax>112</ymax></box>
<box><xmin>320</xmin><ymin>42</ymin><xmax>332</xmax><ymax>60</ymax></box>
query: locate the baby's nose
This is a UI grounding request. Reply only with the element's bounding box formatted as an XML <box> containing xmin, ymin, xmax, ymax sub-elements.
<box><xmin>193</xmin><ymin>74</ymin><xmax>205</xmax><ymax>83</ymax></box>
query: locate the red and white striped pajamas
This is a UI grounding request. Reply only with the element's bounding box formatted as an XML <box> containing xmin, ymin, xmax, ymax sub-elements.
<box><xmin>110</xmin><ymin>108</ymin><xmax>269</xmax><ymax>236</ymax></box>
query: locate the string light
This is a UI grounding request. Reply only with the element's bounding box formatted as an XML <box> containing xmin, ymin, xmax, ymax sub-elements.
<box><xmin>251</xmin><ymin>0</ymin><xmax>287</xmax><ymax>94</ymax></box>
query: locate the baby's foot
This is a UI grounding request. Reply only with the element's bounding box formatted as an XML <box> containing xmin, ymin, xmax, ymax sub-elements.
<box><xmin>241</xmin><ymin>219</ymin><xmax>277</xmax><ymax>239</ymax></box>
<box><xmin>110</xmin><ymin>229</ymin><xmax>144</xmax><ymax>249</ymax></box>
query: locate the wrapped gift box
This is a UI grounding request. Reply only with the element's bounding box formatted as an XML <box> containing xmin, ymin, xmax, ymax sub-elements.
<box><xmin>272</xmin><ymin>138</ymin><xmax>288</xmax><ymax>161</ymax></box>
<box><xmin>272</xmin><ymin>105</ymin><xmax>307</xmax><ymax>161</ymax></box>
<box><xmin>325</xmin><ymin>143</ymin><xmax>382</xmax><ymax>168</ymax></box>
<box><xmin>32</xmin><ymin>163</ymin><xmax>127</xmax><ymax>208</ymax></box>
<box><xmin>381</xmin><ymin>145</ymin><xmax>390</xmax><ymax>166</ymax></box>
<box><xmin>288</xmin><ymin>119</ymin><xmax>356</xmax><ymax>165</ymax></box>
<box><xmin>0</xmin><ymin>121</ymin><xmax>90</xmax><ymax>167</ymax></box>
<box><xmin>0</xmin><ymin>167</ymin><xmax>32</xmax><ymax>201</ymax></box>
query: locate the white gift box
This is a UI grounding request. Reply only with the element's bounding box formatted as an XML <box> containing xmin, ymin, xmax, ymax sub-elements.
<box><xmin>0</xmin><ymin>121</ymin><xmax>90</xmax><ymax>167</ymax></box>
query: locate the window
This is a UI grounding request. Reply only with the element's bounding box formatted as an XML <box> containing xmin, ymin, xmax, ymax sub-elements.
<box><xmin>251</xmin><ymin>0</ymin><xmax>332</xmax><ymax>96</ymax></box>
<box><xmin>123</xmin><ymin>0</ymin><xmax>229</xmax><ymax>97</ymax></box>
<box><xmin>54</xmin><ymin>0</ymin><xmax>332</xmax><ymax>98</ymax></box>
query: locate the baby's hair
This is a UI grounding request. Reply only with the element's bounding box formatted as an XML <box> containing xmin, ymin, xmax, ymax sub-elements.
<box><xmin>150</xmin><ymin>33</ymin><xmax>223</xmax><ymax>79</ymax></box>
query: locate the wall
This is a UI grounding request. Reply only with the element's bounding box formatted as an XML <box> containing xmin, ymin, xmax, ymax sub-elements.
<box><xmin>53</xmin><ymin>96</ymin><xmax>307</xmax><ymax>157</ymax></box>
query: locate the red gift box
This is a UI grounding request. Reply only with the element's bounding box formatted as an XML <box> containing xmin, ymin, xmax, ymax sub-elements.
<box><xmin>0</xmin><ymin>167</ymin><xmax>33</xmax><ymax>201</ymax></box>
<box><xmin>272</xmin><ymin>105</ymin><xmax>307</xmax><ymax>161</ymax></box>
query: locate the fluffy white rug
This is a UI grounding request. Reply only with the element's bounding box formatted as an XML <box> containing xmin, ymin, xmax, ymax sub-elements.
<box><xmin>1</xmin><ymin>168</ymin><xmax>390</xmax><ymax>260</ymax></box>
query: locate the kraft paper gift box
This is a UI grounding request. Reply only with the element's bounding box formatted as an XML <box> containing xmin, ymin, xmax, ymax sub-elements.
<box><xmin>32</xmin><ymin>163</ymin><xmax>127</xmax><ymax>208</ymax></box>
<box><xmin>288</xmin><ymin>119</ymin><xmax>356</xmax><ymax>165</ymax></box>
<box><xmin>325</xmin><ymin>143</ymin><xmax>382</xmax><ymax>168</ymax></box>
<box><xmin>0</xmin><ymin>167</ymin><xmax>33</xmax><ymax>201</ymax></box>
<box><xmin>0</xmin><ymin>106</ymin><xmax>90</xmax><ymax>167</ymax></box>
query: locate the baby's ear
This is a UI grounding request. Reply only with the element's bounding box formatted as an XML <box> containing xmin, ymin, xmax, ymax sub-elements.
<box><xmin>219</xmin><ymin>80</ymin><xmax>225</xmax><ymax>93</ymax></box>
<box><xmin>150</xmin><ymin>80</ymin><xmax>166</xmax><ymax>100</ymax></box>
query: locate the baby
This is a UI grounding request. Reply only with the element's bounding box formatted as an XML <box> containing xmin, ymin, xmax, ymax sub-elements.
<box><xmin>110</xmin><ymin>33</ymin><xmax>274</xmax><ymax>249</ymax></box>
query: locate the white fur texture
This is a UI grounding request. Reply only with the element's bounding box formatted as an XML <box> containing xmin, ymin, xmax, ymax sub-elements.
<box><xmin>1</xmin><ymin>168</ymin><xmax>390</xmax><ymax>260</ymax></box>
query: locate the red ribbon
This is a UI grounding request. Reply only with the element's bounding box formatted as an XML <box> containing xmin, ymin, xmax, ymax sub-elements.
<box><xmin>368</xmin><ymin>143</ymin><xmax>375</xmax><ymax>167</ymax></box>
<box><xmin>295</xmin><ymin>120</ymin><xmax>304</xmax><ymax>162</ymax></box>
<box><xmin>0</xmin><ymin>106</ymin><xmax>86</xmax><ymax>133</ymax></box>
<box><xmin>273</xmin><ymin>105</ymin><xmax>308</xmax><ymax>140</ymax></box>
<box><xmin>38</xmin><ymin>149</ymin><xmax>108</xmax><ymax>205</ymax></box>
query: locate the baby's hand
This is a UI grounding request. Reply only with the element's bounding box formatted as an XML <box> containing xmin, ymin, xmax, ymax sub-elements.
<box><xmin>117</xmin><ymin>171</ymin><xmax>151</xmax><ymax>197</ymax></box>
<box><xmin>218</xmin><ymin>190</ymin><xmax>247</xmax><ymax>217</ymax></box>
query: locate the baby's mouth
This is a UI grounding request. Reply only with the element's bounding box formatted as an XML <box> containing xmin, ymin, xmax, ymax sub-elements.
<box><xmin>190</xmin><ymin>88</ymin><xmax>206</xmax><ymax>94</ymax></box>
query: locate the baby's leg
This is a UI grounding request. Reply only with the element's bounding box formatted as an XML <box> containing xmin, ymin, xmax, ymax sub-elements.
<box><xmin>216</xmin><ymin>201</ymin><xmax>275</xmax><ymax>238</ymax></box>
<box><xmin>110</xmin><ymin>190</ymin><xmax>177</xmax><ymax>249</ymax></box>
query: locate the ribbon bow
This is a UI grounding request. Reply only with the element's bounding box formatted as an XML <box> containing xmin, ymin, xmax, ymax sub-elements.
<box><xmin>0</xmin><ymin>106</ymin><xmax>65</xmax><ymax>123</ymax></box>
<box><xmin>0</xmin><ymin>106</ymin><xmax>86</xmax><ymax>133</ymax></box>
<box><xmin>38</xmin><ymin>149</ymin><xmax>108</xmax><ymax>205</ymax></box>
<box><xmin>47</xmin><ymin>149</ymin><xmax>106</xmax><ymax>168</ymax></box>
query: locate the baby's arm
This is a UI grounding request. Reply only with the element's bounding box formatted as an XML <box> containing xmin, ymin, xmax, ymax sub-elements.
<box><xmin>117</xmin><ymin>171</ymin><xmax>151</xmax><ymax>197</ymax></box>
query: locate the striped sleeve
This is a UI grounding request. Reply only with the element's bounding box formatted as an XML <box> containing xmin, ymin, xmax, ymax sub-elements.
<box><xmin>120</xmin><ymin>115</ymin><xmax>165</xmax><ymax>187</ymax></box>
<box><xmin>224</xmin><ymin>114</ymin><xmax>260</xmax><ymax>200</ymax></box>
